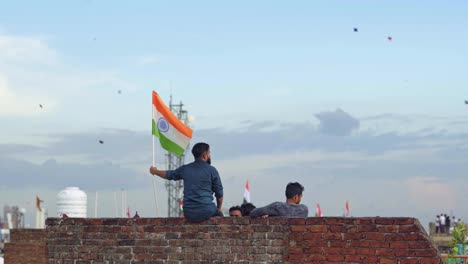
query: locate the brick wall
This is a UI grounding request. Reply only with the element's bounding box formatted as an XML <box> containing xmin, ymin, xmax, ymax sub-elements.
<box><xmin>4</xmin><ymin>229</ymin><xmax>47</xmax><ymax>264</ymax></box>
<box><xmin>44</xmin><ymin>217</ymin><xmax>442</xmax><ymax>263</ymax></box>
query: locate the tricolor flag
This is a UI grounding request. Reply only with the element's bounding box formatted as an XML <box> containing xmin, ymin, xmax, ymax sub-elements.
<box><xmin>316</xmin><ymin>204</ymin><xmax>323</xmax><ymax>217</ymax></box>
<box><xmin>152</xmin><ymin>91</ymin><xmax>193</xmax><ymax>156</ymax></box>
<box><xmin>179</xmin><ymin>199</ymin><xmax>184</xmax><ymax>218</ymax></box>
<box><xmin>243</xmin><ymin>180</ymin><xmax>251</xmax><ymax>204</ymax></box>
<box><xmin>345</xmin><ymin>200</ymin><xmax>350</xmax><ymax>217</ymax></box>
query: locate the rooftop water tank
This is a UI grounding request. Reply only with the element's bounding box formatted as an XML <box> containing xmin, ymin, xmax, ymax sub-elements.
<box><xmin>56</xmin><ymin>187</ymin><xmax>87</xmax><ymax>218</ymax></box>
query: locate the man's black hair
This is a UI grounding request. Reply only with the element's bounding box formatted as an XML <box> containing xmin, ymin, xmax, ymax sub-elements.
<box><xmin>285</xmin><ymin>182</ymin><xmax>304</xmax><ymax>199</ymax></box>
<box><xmin>240</xmin><ymin>203</ymin><xmax>256</xmax><ymax>216</ymax></box>
<box><xmin>192</xmin><ymin>142</ymin><xmax>210</xmax><ymax>159</ymax></box>
<box><xmin>229</xmin><ymin>206</ymin><xmax>242</xmax><ymax>213</ymax></box>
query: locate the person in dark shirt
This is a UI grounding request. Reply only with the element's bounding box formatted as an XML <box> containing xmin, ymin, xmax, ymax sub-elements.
<box><xmin>229</xmin><ymin>206</ymin><xmax>242</xmax><ymax>217</ymax></box>
<box><xmin>240</xmin><ymin>203</ymin><xmax>256</xmax><ymax>216</ymax></box>
<box><xmin>149</xmin><ymin>142</ymin><xmax>224</xmax><ymax>221</ymax></box>
<box><xmin>250</xmin><ymin>182</ymin><xmax>308</xmax><ymax>218</ymax></box>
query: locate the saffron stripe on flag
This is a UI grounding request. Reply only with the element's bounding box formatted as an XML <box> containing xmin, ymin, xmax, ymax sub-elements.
<box><xmin>152</xmin><ymin>91</ymin><xmax>193</xmax><ymax>138</ymax></box>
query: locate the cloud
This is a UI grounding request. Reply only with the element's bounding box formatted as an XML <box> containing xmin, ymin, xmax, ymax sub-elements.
<box><xmin>0</xmin><ymin>34</ymin><xmax>57</xmax><ymax>66</ymax></box>
<box><xmin>0</xmin><ymin>74</ymin><xmax>56</xmax><ymax>116</ymax></box>
<box><xmin>2</xmin><ymin>117</ymin><xmax>468</xmax><ymax>224</ymax></box>
<box><xmin>405</xmin><ymin>177</ymin><xmax>456</xmax><ymax>211</ymax></box>
<box><xmin>0</xmin><ymin>155</ymin><xmax>145</xmax><ymax>190</ymax></box>
<box><xmin>315</xmin><ymin>108</ymin><xmax>360</xmax><ymax>136</ymax></box>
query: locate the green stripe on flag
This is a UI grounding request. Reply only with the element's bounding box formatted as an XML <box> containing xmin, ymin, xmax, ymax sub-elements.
<box><xmin>152</xmin><ymin>119</ymin><xmax>185</xmax><ymax>156</ymax></box>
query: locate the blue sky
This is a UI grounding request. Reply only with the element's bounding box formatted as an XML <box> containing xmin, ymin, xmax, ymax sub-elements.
<box><xmin>0</xmin><ymin>1</ymin><xmax>468</xmax><ymax>227</ymax></box>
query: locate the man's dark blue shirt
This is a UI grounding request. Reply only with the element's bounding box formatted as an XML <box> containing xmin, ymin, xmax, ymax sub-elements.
<box><xmin>166</xmin><ymin>159</ymin><xmax>223</xmax><ymax>221</ymax></box>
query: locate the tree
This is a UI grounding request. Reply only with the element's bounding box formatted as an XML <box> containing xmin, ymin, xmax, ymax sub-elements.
<box><xmin>449</xmin><ymin>222</ymin><xmax>468</xmax><ymax>263</ymax></box>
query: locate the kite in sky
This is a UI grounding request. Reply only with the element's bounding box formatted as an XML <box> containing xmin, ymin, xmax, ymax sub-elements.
<box><xmin>39</xmin><ymin>104</ymin><xmax>43</xmax><ymax>109</ymax></box>
<box><xmin>387</xmin><ymin>36</ymin><xmax>393</xmax><ymax>41</ymax></box>
<box><xmin>353</xmin><ymin>28</ymin><xmax>358</xmax><ymax>32</ymax></box>
<box><xmin>99</xmin><ymin>140</ymin><xmax>104</xmax><ymax>144</ymax></box>
<box><xmin>465</xmin><ymin>100</ymin><xmax>468</xmax><ymax>105</ymax></box>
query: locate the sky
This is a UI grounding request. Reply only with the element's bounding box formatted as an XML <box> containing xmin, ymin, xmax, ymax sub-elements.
<box><xmin>0</xmin><ymin>1</ymin><xmax>468</xmax><ymax>229</ymax></box>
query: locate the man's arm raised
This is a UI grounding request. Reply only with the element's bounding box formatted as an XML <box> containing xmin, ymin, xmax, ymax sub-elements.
<box><xmin>149</xmin><ymin>166</ymin><xmax>166</xmax><ymax>179</ymax></box>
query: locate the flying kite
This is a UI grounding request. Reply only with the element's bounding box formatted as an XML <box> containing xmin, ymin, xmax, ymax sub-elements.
<box><xmin>353</xmin><ymin>28</ymin><xmax>358</xmax><ymax>32</ymax></box>
<box><xmin>465</xmin><ymin>100</ymin><xmax>468</xmax><ymax>105</ymax></box>
<box><xmin>118</xmin><ymin>90</ymin><xmax>122</xmax><ymax>94</ymax></box>
<box><xmin>387</xmin><ymin>36</ymin><xmax>393</xmax><ymax>41</ymax></box>
<box><xmin>39</xmin><ymin>104</ymin><xmax>43</xmax><ymax>109</ymax></box>
<box><xmin>99</xmin><ymin>140</ymin><xmax>104</xmax><ymax>144</ymax></box>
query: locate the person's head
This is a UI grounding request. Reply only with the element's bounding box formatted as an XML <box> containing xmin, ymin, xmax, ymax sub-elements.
<box><xmin>240</xmin><ymin>203</ymin><xmax>256</xmax><ymax>216</ymax></box>
<box><xmin>229</xmin><ymin>206</ymin><xmax>242</xmax><ymax>217</ymax></box>
<box><xmin>192</xmin><ymin>142</ymin><xmax>211</xmax><ymax>164</ymax></box>
<box><xmin>285</xmin><ymin>182</ymin><xmax>304</xmax><ymax>204</ymax></box>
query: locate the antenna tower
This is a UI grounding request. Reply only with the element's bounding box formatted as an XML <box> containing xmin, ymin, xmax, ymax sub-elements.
<box><xmin>165</xmin><ymin>95</ymin><xmax>189</xmax><ymax>217</ymax></box>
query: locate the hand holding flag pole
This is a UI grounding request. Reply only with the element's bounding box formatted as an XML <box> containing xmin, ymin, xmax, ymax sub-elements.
<box><xmin>151</xmin><ymin>100</ymin><xmax>159</xmax><ymax>217</ymax></box>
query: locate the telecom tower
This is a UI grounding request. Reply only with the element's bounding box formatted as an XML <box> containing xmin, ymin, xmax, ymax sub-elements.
<box><xmin>165</xmin><ymin>95</ymin><xmax>189</xmax><ymax>217</ymax></box>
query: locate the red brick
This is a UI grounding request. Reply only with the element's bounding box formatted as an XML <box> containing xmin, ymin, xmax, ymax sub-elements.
<box><xmin>380</xmin><ymin>258</ymin><xmax>397</xmax><ymax>264</ymax></box>
<box><xmin>343</xmin><ymin>233</ymin><xmax>363</xmax><ymax>240</ymax></box>
<box><xmin>289</xmin><ymin>247</ymin><xmax>303</xmax><ymax>254</ymax></box>
<box><xmin>395</xmin><ymin>249</ymin><xmax>411</xmax><ymax>257</ymax></box>
<box><xmin>323</xmin><ymin>247</ymin><xmax>342</xmax><ymax>255</ymax></box>
<box><xmin>350</xmin><ymin>240</ymin><xmax>371</xmax><ymax>247</ymax></box>
<box><xmin>304</xmin><ymin>233</ymin><xmax>323</xmax><ymax>240</ymax></box>
<box><xmin>377</xmin><ymin>225</ymin><xmax>399</xmax><ymax>232</ymax></box>
<box><xmin>368</xmin><ymin>241</ymin><xmax>390</xmax><ymax>248</ymax></box>
<box><xmin>357</xmin><ymin>218</ymin><xmax>375</xmax><ymax>225</ymax></box>
<box><xmin>399</xmin><ymin>225</ymin><xmax>419</xmax><ymax>233</ymax></box>
<box><xmin>306</xmin><ymin>218</ymin><xmax>326</xmax><ymax>225</ymax></box>
<box><xmin>390</xmin><ymin>242</ymin><xmax>409</xmax><ymax>248</ymax></box>
<box><xmin>308</xmin><ymin>225</ymin><xmax>328</xmax><ymax>232</ymax></box>
<box><xmin>305</xmin><ymin>254</ymin><xmax>326</xmax><ymax>261</ymax></box>
<box><xmin>409</xmin><ymin>241</ymin><xmax>432</xmax><ymax>249</ymax></box>
<box><xmin>329</xmin><ymin>225</ymin><xmax>346</xmax><ymax>232</ymax></box>
<box><xmin>303</xmin><ymin>241</ymin><xmax>329</xmax><ymax>247</ymax></box>
<box><xmin>328</xmin><ymin>241</ymin><xmax>348</xmax><ymax>248</ymax></box>
<box><xmin>323</xmin><ymin>233</ymin><xmax>342</xmax><ymax>240</ymax></box>
<box><xmin>366</xmin><ymin>232</ymin><xmax>385</xmax><ymax>240</ymax></box>
<box><xmin>361</xmin><ymin>256</ymin><xmax>379</xmax><ymax>263</ymax></box>
<box><xmin>393</xmin><ymin>218</ymin><xmax>415</xmax><ymax>225</ymax></box>
<box><xmin>291</xmin><ymin>225</ymin><xmax>306</xmax><ymax>232</ymax></box>
<box><xmin>412</xmin><ymin>249</ymin><xmax>438</xmax><ymax>257</ymax></box>
<box><xmin>288</xmin><ymin>218</ymin><xmax>306</xmax><ymax>225</ymax></box>
<box><xmin>303</xmin><ymin>247</ymin><xmax>324</xmax><ymax>254</ymax></box>
<box><xmin>420</xmin><ymin>258</ymin><xmax>442</xmax><ymax>264</ymax></box>
<box><xmin>327</xmin><ymin>255</ymin><xmax>345</xmax><ymax>262</ymax></box>
<box><xmin>376</xmin><ymin>249</ymin><xmax>395</xmax><ymax>256</ymax></box>
<box><xmin>345</xmin><ymin>255</ymin><xmax>362</xmax><ymax>262</ymax></box>
<box><xmin>324</xmin><ymin>218</ymin><xmax>353</xmax><ymax>225</ymax></box>
<box><xmin>356</xmin><ymin>248</ymin><xmax>376</xmax><ymax>255</ymax></box>
<box><xmin>399</xmin><ymin>258</ymin><xmax>420</xmax><ymax>264</ymax></box>
<box><xmin>375</xmin><ymin>218</ymin><xmax>395</xmax><ymax>225</ymax></box>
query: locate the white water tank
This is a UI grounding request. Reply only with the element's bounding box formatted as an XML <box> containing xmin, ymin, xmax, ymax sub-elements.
<box><xmin>56</xmin><ymin>187</ymin><xmax>87</xmax><ymax>218</ymax></box>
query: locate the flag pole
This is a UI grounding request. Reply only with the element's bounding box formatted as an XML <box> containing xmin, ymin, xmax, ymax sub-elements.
<box><xmin>151</xmin><ymin>97</ymin><xmax>159</xmax><ymax>217</ymax></box>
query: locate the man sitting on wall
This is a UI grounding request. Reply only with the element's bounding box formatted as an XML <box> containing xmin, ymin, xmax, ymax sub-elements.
<box><xmin>249</xmin><ymin>182</ymin><xmax>308</xmax><ymax>218</ymax></box>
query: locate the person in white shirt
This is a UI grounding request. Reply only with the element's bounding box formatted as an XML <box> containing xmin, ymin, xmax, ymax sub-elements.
<box><xmin>440</xmin><ymin>214</ymin><xmax>446</xmax><ymax>233</ymax></box>
<box><xmin>435</xmin><ymin>215</ymin><xmax>440</xmax><ymax>234</ymax></box>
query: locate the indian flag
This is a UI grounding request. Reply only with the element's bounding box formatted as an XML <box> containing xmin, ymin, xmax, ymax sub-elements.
<box><xmin>179</xmin><ymin>199</ymin><xmax>184</xmax><ymax>218</ymax></box>
<box><xmin>243</xmin><ymin>180</ymin><xmax>251</xmax><ymax>204</ymax></box>
<box><xmin>316</xmin><ymin>203</ymin><xmax>323</xmax><ymax>217</ymax></box>
<box><xmin>152</xmin><ymin>91</ymin><xmax>193</xmax><ymax>156</ymax></box>
<box><xmin>345</xmin><ymin>200</ymin><xmax>350</xmax><ymax>217</ymax></box>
